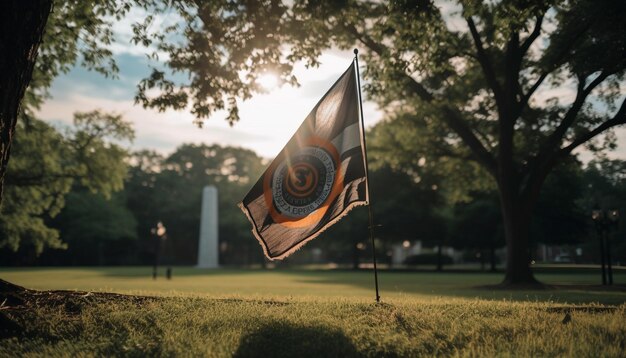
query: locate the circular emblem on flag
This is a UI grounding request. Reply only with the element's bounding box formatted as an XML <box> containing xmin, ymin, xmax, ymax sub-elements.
<box><xmin>264</xmin><ymin>137</ymin><xmax>343</xmax><ymax>228</ymax></box>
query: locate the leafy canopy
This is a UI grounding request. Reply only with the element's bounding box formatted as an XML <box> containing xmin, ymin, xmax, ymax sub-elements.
<box><xmin>0</xmin><ymin>111</ymin><xmax>134</xmax><ymax>254</ymax></box>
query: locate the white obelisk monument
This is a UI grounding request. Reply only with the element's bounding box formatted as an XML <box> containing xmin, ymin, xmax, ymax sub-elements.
<box><xmin>197</xmin><ymin>185</ymin><xmax>219</xmax><ymax>268</ymax></box>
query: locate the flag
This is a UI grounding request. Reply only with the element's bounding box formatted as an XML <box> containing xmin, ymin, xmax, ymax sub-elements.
<box><xmin>239</xmin><ymin>62</ymin><xmax>368</xmax><ymax>260</ymax></box>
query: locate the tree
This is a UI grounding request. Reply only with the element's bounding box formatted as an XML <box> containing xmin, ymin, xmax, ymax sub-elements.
<box><xmin>1</xmin><ymin>0</ymin><xmax>128</xmax><ymax>201</ymax></box>
<box><xmin>449</xmin><ymin>194</ymin><xmax>504</xmax><ymax>271</ymax></box>
<box><xmin>317</xmin><ymin>165</ymin><xmax>446</xmax><ymax>268</ymax></box>
<box><xmin>42</xmin><ymin>190</ymin><xmax>138</xmax><ymax>266</ymax></box>
<box><xmin>124</xmin><ymin>144</ymin><xmax>265</xmax><ymax>265</ymax></box>
<box><xmin>0</xmin><ymin>111</ymin><xmax>133</xmax><ymax>255</ymax></box>
<box><xmin>277</xmin><ymin>0</ymin><xmax>623</xmax><ymax>284</ymax></box>
<box><xmin>0</xmin><ymin>1</ymin><xmax>53</xmax><ymax>200</ymax></box>
<box><xmin>532</xmin><ymin>158</ymin><xmax>587</xmax><ymax>247</ymax></box>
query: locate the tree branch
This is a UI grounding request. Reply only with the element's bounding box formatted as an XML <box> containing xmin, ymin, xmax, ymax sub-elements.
<box><xmin>518</xmin><ymin>71</ymin><xmax>548</xmax><ymax>110</ymax></box>
<box><xmin>543</xmin><ymin>71</ymin><xmax>612</xmax><ymax>152</ymax></box>
<box><xmin>344</xmin><ymin>23</ymin><xmax>436</xmax><ymax>102</ymax></box>
<box><xmin>525</xmin><ymin>72</ymin><xmax>609</xmax><ymax>183</ymax></box>
<box><xmin>519</xmin><ymin>15</ymin><xmax>544</xmax><ymax>57</ymax></box>
<box><xmin>344</xmin><ymin>24</ymin><xmax>386</xmax><ymax>57</ymax></box>
<box><xmin>560</xmin><ymin>97</ymin><xmax>626</xmax><ymax>156</ymax></box>
<box><xmin>430</xmin><ymin>141</ymin><xmax>474</xmax><ymax>162</ymax></box>
<box><xmin>440</xmin><ymin>107</ymin><xmax>497</xmax><ymax>174</ymax></box>
<box><xmin>466</xmin><ymin>16</ymin><xmax>505</xmax><ymax>109</ymax></box>
<box><xmin>518</xmin><ymin>19</ymin><xmax>594</xmax><ymax>114</ymax></box>
<box><xmin>344</xmin><ymin>22</ymin><xmax>497</xmax><ymax>175</ymax></box>
<box><xmin>522</xmin><ymin>87</ymin><xmax>625</xmax><ymax>202</ymax></box>
<box><xmin>504</xmin><ymin>30</ymin><xmax>521</xmax><ymax>118</ymax></box>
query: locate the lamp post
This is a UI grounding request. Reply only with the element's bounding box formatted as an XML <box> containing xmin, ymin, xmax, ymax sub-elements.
<box><xmin>151</xmin><ymin>221</ymin><xmax>167</xmax><ymax>280</ymax></box>
<box><xmin>591</xmin><ymin>208</ymin><xmax>620</xmax><ymax>285</ymax></box>
<box><xmin>606</xmin><ymin>210</ymin><xmax>620</xmax><ymax>285</ymax></box>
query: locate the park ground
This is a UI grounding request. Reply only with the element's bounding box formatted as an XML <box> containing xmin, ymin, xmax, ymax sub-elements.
<box><xmin>1</xmin><ymin>266</ymin><xmax>625</xmax><ymax>356</ymax></box>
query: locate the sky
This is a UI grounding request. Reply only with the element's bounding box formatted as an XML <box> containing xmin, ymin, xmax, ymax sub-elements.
<box><xmin>38</xmin><ymin>50</ymin><xmax>382</xmax><ymax>159</ymax></box>
<box><xmin>35</xmin><ymin>6</ymin><xmax>625</xmax><ymax>162</ymax></box>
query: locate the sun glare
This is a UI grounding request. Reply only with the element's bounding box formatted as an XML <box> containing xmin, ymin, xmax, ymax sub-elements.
<box><xmin>257</xmin><ymin>73</ymin><xmax>279</xmax><ymax>90</ymax></box>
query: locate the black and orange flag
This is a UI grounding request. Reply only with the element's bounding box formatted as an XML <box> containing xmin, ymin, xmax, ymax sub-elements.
<box><xmin>239</xmin><ymin>61</ymin><xmax>368</xmax><ymax>260</ymax></box>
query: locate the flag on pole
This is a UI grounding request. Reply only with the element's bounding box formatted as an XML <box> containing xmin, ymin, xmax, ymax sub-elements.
<box><xmin>239</xmin><ymin>62</ymin><xmax>368</xmax><ymax>260</ymax></box>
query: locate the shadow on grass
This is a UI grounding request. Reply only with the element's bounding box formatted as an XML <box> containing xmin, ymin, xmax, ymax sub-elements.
<box><xmin>234</xmin><ymin>322</ymin><xmax>361</xmax><ymax>358</ymax></box>
<box><xmin>286</xmin><ymin>270</ymin><xmax>626</xmax><ymax>305</ymax></box>
<box><xmin>95</xmin><ymin>267</ymin><xmax>626</xmax><ymax>304</ymax></box>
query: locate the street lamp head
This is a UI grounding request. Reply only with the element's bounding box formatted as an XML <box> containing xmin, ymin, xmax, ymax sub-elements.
<box><xmin>156</xmin><ymin>221</ymin><xmax>167</xmax><ymax>237</ymax></box>
<box><xmin>592</xmin><ymin>209</ymin><xmax>603</xmax><ymax>221</ymax></box>
<box><xmin>608</xmin><ymin>209</ymin><xmax>619</xmax><ymax>223</ymax></box>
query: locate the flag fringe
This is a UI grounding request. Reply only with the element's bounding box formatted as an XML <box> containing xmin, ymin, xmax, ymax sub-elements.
<box><xmin>238</xmin><ymin>200</ymin><xmax>368</xmax><ymax>261</ymax></box>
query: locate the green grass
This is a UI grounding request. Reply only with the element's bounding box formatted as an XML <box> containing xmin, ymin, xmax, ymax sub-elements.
<box><xmin>1</xmin><ymin>267</ymin><xmax>625</xmax><ymax>357</ymax></box>
<box><xmin>2</xmin><ymin>266</ymin><xmax>625</xmax><ymax>304</ymax></box>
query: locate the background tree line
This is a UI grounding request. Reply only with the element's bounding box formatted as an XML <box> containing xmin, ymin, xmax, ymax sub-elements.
<box><xmin>1</xmin><ymin>110</ymin><xmax>624</xmax><ymax>267</ymax></box>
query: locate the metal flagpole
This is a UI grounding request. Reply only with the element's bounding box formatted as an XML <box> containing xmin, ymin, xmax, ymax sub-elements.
<box><xmin>354</xmin><ymin>48</ymin><xmax>380</xmax><ymax>303</ymax></box>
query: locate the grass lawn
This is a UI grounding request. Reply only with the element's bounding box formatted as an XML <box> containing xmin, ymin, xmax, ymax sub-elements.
<box><xmin>1</xmin><ymin>267</ymin><xmax>625</xmax><ymax>356</ymax></box>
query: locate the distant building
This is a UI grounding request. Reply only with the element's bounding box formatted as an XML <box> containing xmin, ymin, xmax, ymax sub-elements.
<box><xmin>391</xmin><ymin>240</ymin><xmax>462</xmax><ymax>266</ymax></box>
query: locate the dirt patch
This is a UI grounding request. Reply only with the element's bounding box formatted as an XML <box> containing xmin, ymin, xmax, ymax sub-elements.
<box><xmin>0</xmin><ymin>279</ymin><xmax>157</xmax><ymax>339</ymax></box>
<box><xmin>0</xmin><ymin>279</ymin><xmax>155</xmax><ymax>312</ymax></box>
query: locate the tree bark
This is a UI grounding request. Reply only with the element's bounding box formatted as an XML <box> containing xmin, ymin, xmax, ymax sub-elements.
<box><xmin>499</xmin><ymin>191</ymin><xmax>540</xmax><ymax>285</ymax></box>
<box><xmin>0</xmin><ymin>0</ymin><xmax>52</xmax><ymax>202</ymax></box>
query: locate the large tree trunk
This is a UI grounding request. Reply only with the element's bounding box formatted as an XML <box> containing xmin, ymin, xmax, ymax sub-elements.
<box><xmin>499</xmin><ymin>192</ymin><xmax>540</xmax><ymax>285</ymax></box>
<box><xmin>0</xmin><ymin>1</ymin><xmax>52</xmax><ymax>202</ymax></box>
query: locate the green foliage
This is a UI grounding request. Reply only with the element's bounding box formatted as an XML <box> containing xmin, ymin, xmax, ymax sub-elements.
<box><xmin>27</xmin><ymin>1</ymin><xmax>625</xmax><ymax>147</ymax></box>
<box><xmin>449</xmin><ymin>193</ymin><xmax>504</xmax><ymax>251</ymax></box>
<box><xmin>71</xmin><ymin>111</ymin><xmax>134</xmax><ymax>196</ymax></box>
<box><xmin>48</xmin><ymin>190</ymin><xmax>138</xmax><ymax>265</ymax></box>
<box><xmin>23</xmin><ymin>0</ymin><xmax>129</xmax><ymax>116</ymax></box>
<box><xmin>0</xmin><ymin>120</ymin><xmax>71</xmax><ymax>254</ymax></box>
<box><xmin>355</xmin><ymin>0</ymin><xmax>624</xmax><ymax>187</ymax></box>
<box><xmin>0</xmin><ymin>111</ymin><xmax>133</xmax><ymax>255</ymax></box>
<box><xmin>447</xmin><ymin>159</ymin><xmax>589</xmax><ymax>249</ymax></box>
<box><xmin>312</xmin><ymin>165</ymin><xmax>446</xmax><ymax>266</ymax></box>
<box><xmin>368</xmin><ymin>113</ymin><xmax>496</xmax><ymax>203</ymax></box>
<box><xmin>124</xmin><ymin>144</ymin><xmax>266</xmax><ymax>264</ymax></box>
<box><xmin>532</xmin><ymin>158</ymin><xmax>587</xmax><ymax>246</ymax></box>
<box><xmin>131</xmin><ymin>0</ymin><xmax>297</xmax><ymax>125</ymax></box>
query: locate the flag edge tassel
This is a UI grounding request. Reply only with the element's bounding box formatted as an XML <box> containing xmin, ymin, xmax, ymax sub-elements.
<box><xmin>238</xmin><ymin>198</ymin><xmax>369</xmax><ymax>261</ymax></box>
